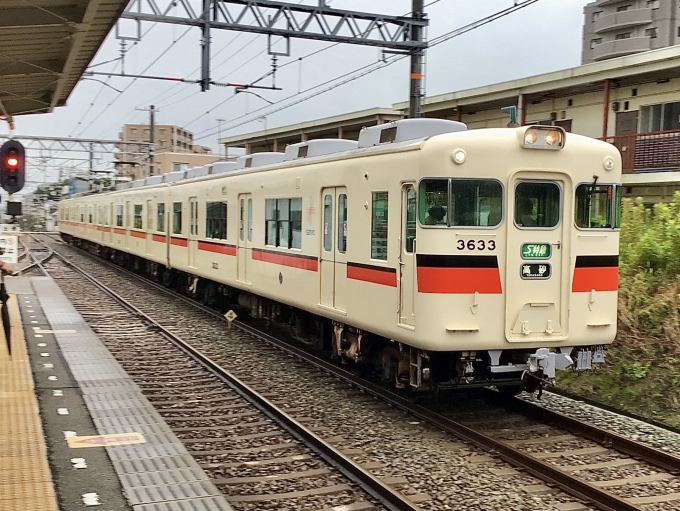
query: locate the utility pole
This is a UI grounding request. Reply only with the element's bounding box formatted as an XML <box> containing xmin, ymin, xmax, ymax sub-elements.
<box><xmin>216</xmin><ymin>118</ymin><xmax>225</xmax><ymax>160</ymax></box>
<box><xmin>409</xmin><ymin>0</ymin><xmax>425</xmax><ymax>119</ymax></box>
<box><xmin>149</xmin><ymin>105</ymin><xmax>155</xmax><ymax>176</ymax></box>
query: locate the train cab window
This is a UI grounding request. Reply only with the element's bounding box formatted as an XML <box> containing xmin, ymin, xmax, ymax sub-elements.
<box><xmin>323</xmin><ymin>195</ymin><xmax>333</xmax><ymax>252</ymax></box>
<box><xmin>371</xmin><ymin>192</ymin><xmax>388</xmax><ymax>260</ymax></box>
<box><xmin>419</xmin><ymin>179</ymin><xmax>502</xmax><ymax>227</ymax></box>
<box><xmin>338</xmin><ymin>194</ymin><xmax>347</xmax><ymax>254</ymax></box>
<box><xmin>134</xmin><ymin>205</ymin><xmax>143</xmax><ymax>229</ymax></box>
<box><xmin>157</xmin><ymin>203</ymin><xmax>165</xmax><ymax>232</ymax></box>
<box><xmin>173</xmin><ymin>202</ymin><xmax>182</xmax><ymax>234</ymax></box>
<box><xmin>419</xmin><ymin>179</ymin><xmax>448</xmax><ymax>226</ymax></box>
<box><xmin>514</xmin><ymin>182</ymin><xmax>561</xmax><ymax>229</ymax></box>
<box><xmin>451</xmin><ymin>179</ymin><xmax>502</xmax><ymax>227</ymax></box>
<box><xmin>206</xmin><ymin>202</ymin><xmax>227</xmax><ymax>239</ymax></box>
<box><xmin>575</xmin><ymin>184</ymin><xmax>621</xmax><ymax>229</ymax></box>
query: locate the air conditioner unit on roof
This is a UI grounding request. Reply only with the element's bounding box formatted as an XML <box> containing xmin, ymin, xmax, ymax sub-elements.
<box><xmin>358</xmin><ymin>118</ymin><xmax>466</xmax><ymax>149</ymax></box>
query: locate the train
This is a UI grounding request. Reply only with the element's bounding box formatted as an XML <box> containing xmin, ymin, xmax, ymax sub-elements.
<box><xmin>58</xmin><ymin>119</ymin><xmax>622</xmax><ymax>394</ymax></box>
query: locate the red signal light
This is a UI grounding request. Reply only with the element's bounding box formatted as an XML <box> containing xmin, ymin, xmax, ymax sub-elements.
<box><xmin>5</xmin><ymin>156</ymin><xmax>19</xmax><ymax>170</ymax></box>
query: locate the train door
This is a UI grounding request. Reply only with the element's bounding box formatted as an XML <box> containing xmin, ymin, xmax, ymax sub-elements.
<box><xmin>237</xmin><ymin>194</ymin><xmax>252</xmax><ymax>283</ymax></box>
<box><xmin>125</xmin><ymin>201</ymin><xmax>131</xmax><ymax>249</ymax></box>
<box><xmin>319</xmin><ymin>187</ymin><xmax>347</xmax><ymax>312</ymax></box>
<box><xmin>146</xmin><ymin>199</ymin><xmax>153</xmax><ymax>255</ymax></box>
<box><xmin>505</xmin><ymin>177</ymin><xmax>568</xmax><ymax>342</ymax></box>
<box><xmin>188</xmin><ymin>197</ymin><xmax>198</xmax><ymax>267</ymax></box>
<box><xmin>398</xmin><ymin>184</ymin><xmax>417</xmax><ymax>328</ymax></box>
<box><xmin>107</xmin><ymin>203</ymin><xmax>112</xmax><ymax>245</ymax></box>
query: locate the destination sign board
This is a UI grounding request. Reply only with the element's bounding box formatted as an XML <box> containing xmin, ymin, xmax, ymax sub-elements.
<box><xmin>521</xmin><ymin>243</ymin><xmax>551</xmax><ymax>260</ymax></box>
<box><xmin>520</xmin><ymin>263</ymin><xmax>551</xmax><ymax>280</ymax></box>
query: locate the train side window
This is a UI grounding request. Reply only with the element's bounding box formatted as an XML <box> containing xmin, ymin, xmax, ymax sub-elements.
<box><xmin>248</xmin><ymin>199</ymin><xmax>253</xmax><ymax>242</ymax></box>
<box><xmin>157</xmin><ymin>203</ymin><xmax>165</xmax><ymax>232</ymax></box>
<box><xmin>575</xmin><ymin>184</ymin><xmax>620</xmax><ymax>229</ymax></box>
<box><xmin>134</xmin><ymin>205</ymin><xmax>143</xmax><ymax>229</ymax></box>
<box><xmin>206</xmin><ymin>202</ymin><xmax>227</xmax><ymax>240</ymax></box>
<box><xmin>323</xmin><ymin>194</ymin><xmax>333</xmax><ymax>252</ymax></box>
<box><xmin>173</xmin><ymin>202</ymin><xmax>182</xmax><ymax>235</ymax></box>
<box><xmin>405</xmin><ymin>186</ymin><xmax>416</xmax><ymax>252</ymax></box>
<box><xmin>240</xmin><ymin>199</ymin><xmax>246</xmax><ymax>241</ymax></box>
<box><xmin>419</xmin><ymin>179</ymin><xmax>448</xmax><ymax>226</ymax></box>
<box><xmin>291</xmin><ymin>198</ymin><xmax>302</xmax><ymax>249</ymax></box>
<box><xmin>514</xmin><ymin>182</ymin><xmax>561</xmax><ymax>229</ymax></box>
<box><xmin>279</xmin><ymin>199</ymin><xmax>290</xmax><ymax>248</ymax></box>
<box><xmin>265</xmin><ymin>199</ymin><xmax>277</xmax><ymax>246</ymax></box>
<box><xmin>116</xmin><ymin>205</ymin><xmax>123</xmax><ymax>227</ymax></box>
<box><xmin>371</xmin><ymin>192</ymin><xmax>388</xmax><ymax>260</ymax></box>
<box><xmin>338</xmin><ymin>194</ymin><xmax>347</xmax><ymax>254</ymax></box>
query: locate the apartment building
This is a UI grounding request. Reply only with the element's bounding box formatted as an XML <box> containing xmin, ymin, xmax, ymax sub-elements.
<box><xmin>115</xmin><ymin>124</ymin><xmax>212</xmax><ymax>179</ymax></box>
<box><xmin>582</xmin><ymin>0</ymin><xmax>680</xmax><ymax>64</ymax></box>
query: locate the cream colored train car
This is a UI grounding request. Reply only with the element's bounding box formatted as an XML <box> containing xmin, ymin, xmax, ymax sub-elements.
<box><xmin>59</xmin><ymin>119</ymin><xmax>622</xmax><ymax>393</ymax></box>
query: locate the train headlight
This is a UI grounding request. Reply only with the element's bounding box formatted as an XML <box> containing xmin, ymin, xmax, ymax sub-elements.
<box><xmin>524</xmin><ymin>129</ymin><xmax>538</xmax><ymax>145</ymax></box>
<box><xmin>520</xmin><ymin>126</ymin><xmax>566</xmax><ymax>150</ymax></box>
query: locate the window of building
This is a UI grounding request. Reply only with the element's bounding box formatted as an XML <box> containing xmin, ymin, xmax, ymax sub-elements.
<box><xmin>514</xmin><ymin>182</ymin><xmax>561</xmax><ymax>229</ymax></box>
<box><xmin>265</xmin><ymin>198</ymin><xmax>302</xmax><ymax>249</ymax></box>
<box><xmin>130</xmin><ymin>128</ymin><xmax>137</xmax><ymax>134</ymax></box>
<box><xmin>418</xmin><ymin>179</ymin><xmax>502</xmax><ymax>227</ymax></box>
<box><xmin>144</xmin><ymin>129</ymin><xmax>150</xmax><ymax>134</ymax></box>
<box><xmin>645</xmin><ymin>27</ymin><xmax>658</xmax><ymax>38</ymax></box>
<box><xmin>206</xmin><ymin>202</ymin><xmax>227</xmax><ymax>239</ymax></box>
<box><xmin>116</xmin><ymin>205</ymin><xmax>123</xmax><ymax>227</ymax></box>
<box><xmin>617</xmin><ymin>4</ymin><xmax>630</xmax><ymax>12</ymax></box>
<box><xmin>160</xmin><ymin>140</ymin><xmax>166</xmax><ymax>147</ymax></box>
<box><xmin>641</xmin><ymin>101</ymin><xmax>680</xmax><ymax>132</ymax></box>
<box><xmin>173</xmin><ymin>163</ymin><xmax>188</xmax><ymax>173</ymax></box>
<box><xmin>134</xmin><ymin>205</ymin><xmax>143</xmax><ymax>229</ymax></box>
<box><xmin>157</xmin><ymin>203</ymin><xmax>165</xmax><ymax>232</ymax></box>
<box><xmin>160</xmin><ymin>128</ymin><xmax>166</xmax><ymax>135</ymax></box>
<box><xmin>615</xmin><ymin>32</ymin><xmax>632</xmax><ymax>40</ymax></box>
<box><xmin>592</xmin><ymin>11</ymin><xmax>602</xmax><ymax>22</ymax></box>
<box><xmin>173</xmin><ymin>202</ymin><xmax>182</xmax><ymax>234</ymax></box>
<box><xmin>575</xmin><ymin>184</ymin><xmax>621</xmax><ymax>229</ymax></box>
<box><xmin>647</xmin><ymin>0</ymin><xmax>660</xmax><ymax>9</ymax></box>
<box><xmin>590</xmin><ymin>38</ymin><xmax>602</xmax><ymax>49</ymax></box>
<box><xmin>371</xmin><ymin>193</ymin><xmax>388</xmax><ymax>260</ymax></box>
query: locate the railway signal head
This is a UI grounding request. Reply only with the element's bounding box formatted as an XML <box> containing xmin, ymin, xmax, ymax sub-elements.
<box><xmin>0</xmin><ymin>140</ymin><xmax>25</xmax><ymax>194</ymax></box>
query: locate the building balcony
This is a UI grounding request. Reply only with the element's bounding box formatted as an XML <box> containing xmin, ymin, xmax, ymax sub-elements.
<box><xmin>593</xmin><ymin>8</ymin><xmax>652</xmax><ymax>34</ymax></box>
<box><xmin>595</xmin><ymin>0</ymin><xmax>632</xmax><ymax>6</ymax></box>
<box><xmin>592</xmin><ymin>37</ymin><xmax>651</xmax><ymax>61</ymax></box>
<box><xmin>604</xmin><ymin>129</ymin><xmax>680</xmax><ymax>174</ymax></box>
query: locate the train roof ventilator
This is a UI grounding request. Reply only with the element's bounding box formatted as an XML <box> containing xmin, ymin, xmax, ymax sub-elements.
<box><xmin>358</xmin><ymin>118</ymin><xmax>467</xmax><ymax>149</ymax></box>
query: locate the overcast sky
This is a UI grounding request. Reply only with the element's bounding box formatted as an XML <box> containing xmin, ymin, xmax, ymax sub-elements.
<box><xmin>8</xmin><ymin>0</ymin><xmax>591</xmax><ymax>187</ymax></box>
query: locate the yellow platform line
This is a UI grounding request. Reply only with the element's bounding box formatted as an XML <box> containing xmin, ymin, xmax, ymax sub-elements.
<box><xmin>0</xmin><ymin>294</ymin><xmax>58</xmax><ymax>511</ymax></box>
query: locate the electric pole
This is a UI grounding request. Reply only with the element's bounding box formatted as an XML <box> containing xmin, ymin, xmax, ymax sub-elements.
<box><xmin>409</xmin><ymin>0</ymin><xmax>425</xmax><ymax>119</ymax></box>
<box><xmin>149</xmin><ymin>105</ymin><xmax>155</xmax><ymax>176</ymax></box>
<box><xmin>216</xmin><ymin>118</ymin><xmax>225</xmax><ymax>160</ymax></box>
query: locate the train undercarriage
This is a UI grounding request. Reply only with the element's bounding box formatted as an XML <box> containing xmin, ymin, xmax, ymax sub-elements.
<box><xmin>63</xmin><ymin>235</ymin><xmax>605</xmax><ymax>395</ymax></box>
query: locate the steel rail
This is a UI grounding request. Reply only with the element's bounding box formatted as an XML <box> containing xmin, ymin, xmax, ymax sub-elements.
<box><xmin>482</xmin><ymin>389</ymin><xmax>680</xmax><ymax>475</ymax></box>
<box><xmin>44</xmin><ymin>238</ymin><xmax>675</xmax><ymax>511</ymax></box>
<box><xmin>13</xmin><ymin>239</ymin><xmax>52</xmax><ymax>276</ymax></box>
<box><xmin>43</xmin><ymin>242</ymin><xmax>422</xmax><ymax>511</ymax></box>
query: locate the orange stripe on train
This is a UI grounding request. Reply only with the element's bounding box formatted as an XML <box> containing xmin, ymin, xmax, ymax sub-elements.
<box><xmin>252</xmin><ymin>248</ymin><xmax>318</xmax><ymax>271</ymax></box>
<box><xmin>416</xmin><ymin>254</ymin><xmax>502</xmax><ymax>294</ymax></box>
<box><xmin>346</xmin><ymin>262</ymin><xmax>397</xmax><ymax>287</ymax></box>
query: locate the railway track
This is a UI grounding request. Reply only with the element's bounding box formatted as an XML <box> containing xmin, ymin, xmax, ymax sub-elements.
<box><xmin>13</xmin><ymin>234</ymin><xmax>52</xmax><ymax>275</ymax></box>
<box><xmin>36</xmin><ymin>234</ymin><xmax>680</xmax><ymax>511</ymax></box>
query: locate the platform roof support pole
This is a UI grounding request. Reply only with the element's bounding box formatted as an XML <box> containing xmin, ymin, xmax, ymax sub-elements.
<box><xmin>409</xmin><ymin>0</ymin><xmax>424</xmax><ymax>119</ymax></box>
<box><xmin>602</xmin><ymin>78</ymin><xmax>611</xmax><ymax>139</ymax></box>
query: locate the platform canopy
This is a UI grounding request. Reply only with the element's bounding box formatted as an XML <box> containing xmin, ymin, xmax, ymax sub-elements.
<box><xmin>0</xmin><ymin>0</ymin><xmax>129</xmax><ymax>118</ymax></box>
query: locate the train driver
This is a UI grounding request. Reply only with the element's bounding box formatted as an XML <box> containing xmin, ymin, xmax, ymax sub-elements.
<box><xmin>424</xmin><ymin>205</ymin><xmax>446</xmax><ymax>226</ymax></box>
<box><xmin>517</xmin><ymin>198</ymin><xmax>537</xmax><ymax>227</ymax></box>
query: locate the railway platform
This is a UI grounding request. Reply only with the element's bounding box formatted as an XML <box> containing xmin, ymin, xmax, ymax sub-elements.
<box><xmin>0</xmin><ymin>275</ymin><xmax>234</xmax><ymax>511</ymax></box>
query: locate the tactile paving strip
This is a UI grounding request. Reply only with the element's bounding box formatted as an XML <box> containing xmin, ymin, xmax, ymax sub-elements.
<box><xmin>0</xmin><ymin>293</ymin><xmax>58</xmax><ymax>511</ymax></box>
<box><xmin>31</xmin><ymin>277</ymin><xmax>233</xmax><ymax>511</ymax></box>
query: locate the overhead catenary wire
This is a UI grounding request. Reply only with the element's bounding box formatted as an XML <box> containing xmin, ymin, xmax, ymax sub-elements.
<box><xmin>194</xmin><ymin>0</ymin><xmax>541</xmax><ymax>143</ymax></box>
